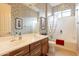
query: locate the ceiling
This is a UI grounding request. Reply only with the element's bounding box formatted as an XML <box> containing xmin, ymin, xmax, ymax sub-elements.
<box><xmin>23</xmin><ymin>3</ymin><xmax>61</xmax><ymax>12</ymax></box>
<box><xmin>49</xmin><ymin>3</ymin><xmax>61</xmax><ymax>7</ymax></box>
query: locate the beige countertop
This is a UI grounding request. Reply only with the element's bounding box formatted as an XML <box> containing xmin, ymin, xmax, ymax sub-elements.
<box><xmin>0</xmin><ymin>33</ymin><xmax>48</xmax><ymax>56</ymax></box>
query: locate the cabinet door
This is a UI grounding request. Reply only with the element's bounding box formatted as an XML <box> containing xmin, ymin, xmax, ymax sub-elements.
<box><xmin>15</xmin><ymin>49</ymin><xmax>29</xmax><ymax>56</ymax></box>
<box><xmin>30</xmin><ymin>41</ymin><xmax>41</xmax><ymax>56</ymax></box>
<box><xmin>24</xmin><ymin>53</ymin><xmax>30</xmax><ymax>56</ymax></box>
<box><xmin>41</xmin><ymin>38</ymin><xmax>49</xmax><ymax>55</ymax></box>
<box><xmin>30</xmin><ymin>41</ymin><xmax>41</xmax><ymax>50</ymax></box>
<box><xmin>9</xmin><ymin>45</ymin><xmax>29</xmax><ymax>56</ymax></box>
<box><xmin>30</xmin><ymin>45</ymin><xmax>41</xmax><ymax>56</ymax></box>
<box><xmin>0</xmin><ymin>4</ymin><xmax>11</xmax><ymax>36</ymax></box>
<box><xmin>2</xmin><ymin>53</ymin><xmax>9</xmax><ymax>56</ymax></box>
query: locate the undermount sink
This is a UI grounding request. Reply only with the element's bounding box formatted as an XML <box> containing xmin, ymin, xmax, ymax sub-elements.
<box><xmin>9</xmin><ymin>37</ymin><xmax>27</xmax><ymax>46</ymax></box>
<box><xmin>10</xmin><ymin>36</ymin><xmax>23</xmax><ymax>42</ymax></box>
<box><xmin>9</xmin><ymin>40</ymin><xmax>26</xmax><ymax>47</ymax></box>
<box><xmin>10</xmin><ymin>39</ymin><xmax>22</xmax><ymax>42</ymax></box>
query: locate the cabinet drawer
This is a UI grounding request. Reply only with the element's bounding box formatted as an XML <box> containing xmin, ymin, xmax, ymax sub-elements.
<box><xmin>30</xmin><ymin>41</ymin><xmax>41</xmax><ymax>50</ymax></box>
<box><xmin>9</xmin><ymin>45</ymin><xmax>29</xmax><ymax>56</ymax></box>
<box><xmin>30</xmin><ymin>46</ymin><xmax>41</xmax><ymax>56</ymax></box>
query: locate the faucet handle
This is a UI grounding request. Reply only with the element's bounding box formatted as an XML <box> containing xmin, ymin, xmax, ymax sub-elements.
<box><xmin>18</xmin><ymin>36</ymin><xmax>22</xmax><ymax>40</ymax></box>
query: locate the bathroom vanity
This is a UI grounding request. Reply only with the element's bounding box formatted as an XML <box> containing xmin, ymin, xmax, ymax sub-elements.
<box><xmin>0</xmin><ymin>34</ymin><xmax>49</xmax><ymax>56</ymax></box>
<box><xmin>0</xmin><ymin>4</ymin><xmax>49</xmax><ymax>56</ymax></box>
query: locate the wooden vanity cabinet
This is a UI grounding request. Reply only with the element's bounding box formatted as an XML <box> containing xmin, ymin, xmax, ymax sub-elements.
<box><xmin>3</xmin><ymin>37</ymin><xmax>49</xmax><ymax>56</ymax></box>
<box><xmin>30</xmin><ymin>41</ymin><xmax>41</xmax><ymax>56</ymax></box>
<box><xmin>41</xmin><ymin>38</ymin><xmax>49</xmax><ymax>56</ymax></box>
<box><xmin>9</xmin><ymin>45</ymin><xmax>29</xmax><ymax>56</ymax></box>
<box><xmin>3</xmin><ymin>53</ymin><xmax>9</xmax><ymax>56</ymax></box>
<box><xmin>23</xmin><ymin>53</ymin><xmax>30</xmax><ymax>56</ymax></box>
<box><xmin>30</xmin><ymin>46</ymin><xmax>41</xmax><ymax>56</ymax></box>
<box><xmin>29</xmin><ymin>38</ymin><xmax>49</xmax><ymax>56</ymax></box>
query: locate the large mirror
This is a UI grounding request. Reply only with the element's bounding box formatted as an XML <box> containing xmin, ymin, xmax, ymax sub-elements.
<box><xmin>10</xmin><ymin>3</ymin><xmax>38</xmax><ymax>36</ymax></box>
<box><xmin>0</xmin><ymin>3</ymin><xmax>38</xmax><ymax>37</ymax></box>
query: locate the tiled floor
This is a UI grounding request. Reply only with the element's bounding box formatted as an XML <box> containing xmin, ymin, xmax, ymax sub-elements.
<box><xmin>48</xmin><ymin>48</ymin><xmax>77</xmax><ymax>56</ymax></box>
<box><xmin>48</xmin><ymin>43</ymin><xmax>77</xmax><ymax>56</ymax></box>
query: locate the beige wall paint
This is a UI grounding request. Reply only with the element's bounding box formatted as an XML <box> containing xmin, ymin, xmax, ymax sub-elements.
<box><xmin>0</xmin><ymin>4</ymin><xmax>11</xmax><ymax>36</ymax></box>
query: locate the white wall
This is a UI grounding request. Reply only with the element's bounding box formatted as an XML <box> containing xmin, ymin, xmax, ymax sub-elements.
<box><xmin>53</xmin><ymin>16</ymin><xmax>77</xmax><ymax>50</ymax></box>
<box><xmin>76</xmin><ymin>15</ymin><xmax>79</xmax><ymax>51</ymax></box>
<box><xmin>53</xmin><ymin>16</ymin><xmax>76</xmax><ymax>41</ymax></box>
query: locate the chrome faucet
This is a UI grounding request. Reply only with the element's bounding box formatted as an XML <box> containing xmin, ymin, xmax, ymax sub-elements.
<box><xmin>18</xmin><ymin>32</ymin><xmax>22</xmax><ymax>40</ymax></box>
